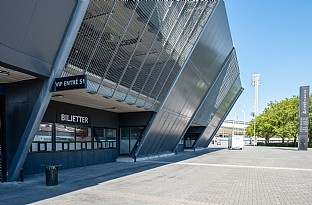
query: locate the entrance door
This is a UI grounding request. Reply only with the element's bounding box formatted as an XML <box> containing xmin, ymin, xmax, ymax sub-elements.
<box><xmin>120</xmin><ymin>127</ymin><xmax>144</xmax><ymax>155</ymax></box>
<box><xmin>184</xmin><ymin>133</ymin><xmax>199</xmax><ymax>149</ymax></box>
<box><xmin>120</xmin><ymin>127</ymin><xmax>130</xmax><ymax>154</ymax></box>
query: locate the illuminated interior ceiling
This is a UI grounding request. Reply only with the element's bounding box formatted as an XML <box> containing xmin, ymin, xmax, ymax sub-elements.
<box><xmin>51</xmin><ymin>89</ymin><xmax>148</xmax><ymax>113</ymax></box>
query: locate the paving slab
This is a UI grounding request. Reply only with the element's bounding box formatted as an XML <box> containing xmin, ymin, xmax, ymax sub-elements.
<box><xmin>1</xmin><ymin>145</ymin><xmax>312</xmax><ymax>205</ymax></box>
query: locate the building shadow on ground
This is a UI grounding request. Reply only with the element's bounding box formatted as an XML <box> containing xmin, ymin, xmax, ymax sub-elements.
<box><xmin>272</xmin><ymin>147</ymin><xmax>299</xmax><ymax>151</ymax></box>
<box><xmin>0</xmin><ymin>147</ymin><xmax>224</xmax><ymax>205</ymax></box>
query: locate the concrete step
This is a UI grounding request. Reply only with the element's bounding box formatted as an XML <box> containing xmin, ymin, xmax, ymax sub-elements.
<box><xmin>116</xmin><ymin>156</ymin><xmax>134</xmax><ymax>163</ymax></box>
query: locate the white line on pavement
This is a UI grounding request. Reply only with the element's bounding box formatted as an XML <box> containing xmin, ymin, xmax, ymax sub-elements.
<box><xmin>144</xmin><ymin>161</ymin><xmax>312</xmax><ymax>172</ymax></box>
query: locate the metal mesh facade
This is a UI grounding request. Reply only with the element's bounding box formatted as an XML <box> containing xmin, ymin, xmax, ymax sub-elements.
<box><xmin>193</xmin><ymin>49</ymin><xmax>240</xmax><ymax>127</ymax></box>
<box><xmin>136</xmin><ymin>0</ymin><xmax>240</xmax><ymax>156</ymax></box>
<box><xmin>62</xmin><ymin>1</ymin><xmax>217</xmax><ymax>110</ymax></box>
<box><xmin>196</xmin><ymin>77</ymin><xmax>243</xmax><ymax>148</ymax></box>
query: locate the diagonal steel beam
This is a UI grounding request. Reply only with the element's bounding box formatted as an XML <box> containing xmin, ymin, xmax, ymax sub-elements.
<box><xmin>8</xmin><ymin>0</ymin><xmax>90</xmax><ymax>182</ymax></box>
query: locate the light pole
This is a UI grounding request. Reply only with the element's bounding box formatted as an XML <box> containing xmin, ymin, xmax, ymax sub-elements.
<box><xmin>251</xmin><ymin>74</ymin><xmax>261</xmax><ymax>146</ymax></box>
<box><xmin>242</xmin><ymin>105</ymin><xmax>246</xmax><ymax>136</ymax></box>
<box><xmin>253</xmin><ymin>113</ymin><xmax>256</xmax><ymax>146</ymax></box>
<box><xmin>232</xmin><ymin>113</ymin><xmax>236</xmax><ymax>137</ymax></box>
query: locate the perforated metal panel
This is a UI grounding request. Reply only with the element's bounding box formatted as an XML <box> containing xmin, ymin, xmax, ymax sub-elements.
<box><xmin>63</xmin><ymin>0</ymin><xmax>217</xmax><ymax>110</ymax></box>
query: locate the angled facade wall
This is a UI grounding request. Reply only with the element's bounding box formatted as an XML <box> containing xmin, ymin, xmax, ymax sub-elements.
<box><xmin>196</xmin><ymin>78</ymin><xmax>243</xmax><ymax>148</ymax></box>
<box><xmin>192</xmin><ymin>49</ymin><xmax>239</xmax><ymax>128</ymax></box>
<box><xmin>137</xmin><ymin>1</ymin><xmax>237</xmax><ymax>157</ymax></box>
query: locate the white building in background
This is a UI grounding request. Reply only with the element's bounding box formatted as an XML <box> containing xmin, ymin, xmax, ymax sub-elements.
<box><xmin>214</xmin><ymin>120</ymin><xmax>250</xmax><ymax>145</ymax></box>
<box><xmin>214</xmin><ymin>120</ymin><xmax>293</xmax><ymax>145</ymax></box>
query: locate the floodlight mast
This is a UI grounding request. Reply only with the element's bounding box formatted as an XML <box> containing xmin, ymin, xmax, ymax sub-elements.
<box><xmin>251</xmin><ymin>74</ymin><xmax>261</xmax><ymax>146</ymax></box>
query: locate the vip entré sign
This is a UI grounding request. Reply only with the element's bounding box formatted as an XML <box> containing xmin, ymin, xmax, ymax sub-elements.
<box><xmin>52</xmin><ymin>75</ymin><xmax>87</xmax><ymax>92</ymax></box>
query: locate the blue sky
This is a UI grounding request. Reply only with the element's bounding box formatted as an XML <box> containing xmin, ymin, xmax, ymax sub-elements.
<box><xmin>224</xmin><ymin>0</ymin><xmax>312</xmax><ymax>122</ymax></box>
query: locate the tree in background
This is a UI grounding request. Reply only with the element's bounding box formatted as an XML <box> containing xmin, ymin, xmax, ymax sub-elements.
<box><xmin>246</xmin><ymin>96</ymin><xmax>303</xmax><ymax>143</ymax></box>
<box><xmin>246</xmin><ymin>107</ymin><xmax>276</xmax><ymax>144</ymax></box>
<box><xmin>309</xmin><ymin>96</ymin><xmax>312</xmax><ymax>142</ymax></box>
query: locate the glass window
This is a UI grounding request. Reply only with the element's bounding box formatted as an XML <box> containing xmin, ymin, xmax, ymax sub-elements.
<box><xmin>56</xmin><ymin>124</ymin><xmax>75</xmax><ymax>142</ymax></box>
<box><xmin>34</xmin><ymin>123</ymin><xmax>52</xmax><ymax>142</ymax></box>
<box><xmin>94</xmin><ymin>127</ymin><xmax>117</xmax><ymax>149</ymax></box>
<box><xmin>105</xmin><ymin>129</ymin><xmax>117</xmax><ymax>141</ymax></box>
<box><xmin>56</xmin><ymin>124</ymin><xmax>75</xmax><ymax>151</ymax></box>
<box><xmin>30</xmin><ymin>123</ymin><xmax>52</xmax><ymax>152</ymax></box>
<box><xmin>31</xmin><ymin>123</ymin><xmax>116</xmax><ymax>152</ymax></box>
<box><xmin>76</xmin><ymin>127</ymin><xmax>92</xmax><ymax>142</ymax></box>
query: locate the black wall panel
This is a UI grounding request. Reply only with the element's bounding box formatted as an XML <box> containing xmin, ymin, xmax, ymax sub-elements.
<box><xmin>5</xmin><ymin>79</ymin><xmax>44</xmax><ymax>170</ymax></box>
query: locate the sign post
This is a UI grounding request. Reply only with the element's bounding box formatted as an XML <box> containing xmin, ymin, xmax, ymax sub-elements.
<box><xmin>298</xmin><ymin>86</ymin><xmax>309</xmax><ymax>151</ymax></box>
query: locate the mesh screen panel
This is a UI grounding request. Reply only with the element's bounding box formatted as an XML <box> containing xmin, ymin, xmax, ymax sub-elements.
<box><xmin>63</xmin><ymin>0</ymin><xmax>217</xmax><ymax>110</ymax></box>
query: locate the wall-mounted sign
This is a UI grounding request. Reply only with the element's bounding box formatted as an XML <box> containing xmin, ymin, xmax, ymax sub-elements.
<box><xmin>57</xmin><ymin>113</ymin><xmax>90</xmax><ymax>125</ymax></box>
<box><xmin>52</xmin><ymin>75</ymin><xmax>87</xmax><ymax>92</ymax></box>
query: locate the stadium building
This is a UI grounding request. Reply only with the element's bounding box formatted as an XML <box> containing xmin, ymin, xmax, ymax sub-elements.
<box><xmin>0</xmin><ymin>0</ymin><xmax>243</xmax><ymax>182</ymax></box>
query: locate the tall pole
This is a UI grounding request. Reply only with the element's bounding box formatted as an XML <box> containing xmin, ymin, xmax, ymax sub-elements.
<box><xmin>253</xmin><ymin>115</ymin><xmax>256</xmax><ymax>146</ymax></box>
<box><xmin>242</xmin><ymin>105</ymin><xmax>246</xmax><ymax>136</ymax></box>
<box><xmin>252</xmin><ymin>74</ymin><xmax>261</xmax><ymax>146</ymax></box>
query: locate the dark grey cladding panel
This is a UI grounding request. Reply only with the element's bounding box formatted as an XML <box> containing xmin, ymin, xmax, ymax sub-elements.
<box><xmin>0</xmin><ymin>0</ymin><xmax>77</xmax><ymax>77</ymax></box>
<box><xmin>188</xmin><ymin>0</ymin><xmax>233</xmax><ymax>86</ymax></box>
<box><xmin>137</xmin><ymin>1</ymin><xmax>236</xmax><ymax>157</ymax></box>
<box><xmin>119</xmin><ymin>111</ymin><xmax>154</xmax><ymax>127</ymax></box>
<box><xmin>193</xmin><ymin>49</ymin><xmax>239</xmax><ymax>127</ymax></box>
<box><xmin>5</xmin><ymin>79</ymin><xmax>44</xmax><ymax>169</ymax></box>
<box><xmin>138</xmin><ymin>66</ymin><xmax>203</xmax><ymax>156</ymax></box>
<box><xmin>196</xmin><ymin>78</ymin><xmax>243</xmax><ymax>148</ymax></box>
<box><xmin>186</xmin><ymin>126</ymin><xmax>206</xmax><ymax>134</ymax></box>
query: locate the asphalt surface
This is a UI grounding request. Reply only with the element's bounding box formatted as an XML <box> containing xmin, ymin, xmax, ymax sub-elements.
<box><xmin>1</xmin><ymin>145</ymin><xmax>312</xmax><ymax>205</ymax></box>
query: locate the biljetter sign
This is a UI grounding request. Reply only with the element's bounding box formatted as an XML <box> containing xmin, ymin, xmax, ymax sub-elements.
<box><xmin>52</xmin><ymin>75</ymin><xmax>87</xmax><ymax>92</ymax></box>
<box><xmin>57</xmin><ymin>113</ymin><xmax>90</xmax><ymax>125</ymax></box>
<box><xmin>298</xmin><ymin>86</ymin><xmax>309</xmax><ymax>151</ymax></box>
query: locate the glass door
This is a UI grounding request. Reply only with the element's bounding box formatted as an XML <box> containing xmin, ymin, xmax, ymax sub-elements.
<box><xmin>120</xmin><ymin>127</ymin><xmax>130</xmax><ymax>154</ymax></box>
<box><xmin>120</xmin><ymin>127</ymin><xmax>144</xmax><ymax>155</ymax></box>
<box><xmin>184</xmin><ymin>133</ymin><xmax>198</xmax><ymax>148</ymax></box>
<box><xmin>130</xmin><ymin>127</ymin><xmax>144</xmax><ymax>152</ymax></box>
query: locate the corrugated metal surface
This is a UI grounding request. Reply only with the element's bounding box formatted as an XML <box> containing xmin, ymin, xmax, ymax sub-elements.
<box><xmin>137</xmin><ymin>1</ymin><xmax>236</xmax><ymax>157</ymax></box>
<box><xmin>63</xmin><ymin>1</ymin><xmax>216</xmax><ymax>110</ymax></box>
<box><xmin>196</xmin><ymin>78</ymin><xmax>243</xmax><ymax>148</ymax></box>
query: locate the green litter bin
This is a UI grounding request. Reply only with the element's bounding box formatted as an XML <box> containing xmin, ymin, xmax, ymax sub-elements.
<box><xmin>41</xmin><ymin>164</ymin><xmax>62</xmax><ymax>186</ymax></box>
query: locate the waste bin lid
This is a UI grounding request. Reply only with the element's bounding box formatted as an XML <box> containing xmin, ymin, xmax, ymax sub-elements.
<box><xmin>41</xmin><ymin>164</ymin><xmax>62</xmax><ymax>170</ymax></box>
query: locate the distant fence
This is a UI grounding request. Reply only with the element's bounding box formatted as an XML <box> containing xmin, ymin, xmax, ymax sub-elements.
<box><xmin>214</xmin><ymin>137</ymin><xmax>295</xmax><ymax>146</ymax></box>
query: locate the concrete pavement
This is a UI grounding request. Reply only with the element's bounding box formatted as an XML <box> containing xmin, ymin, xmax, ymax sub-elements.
<box><xmin>1</xmin><ymin>145</ymin><xmax>312</xmax><ymax>204</ymax></box>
